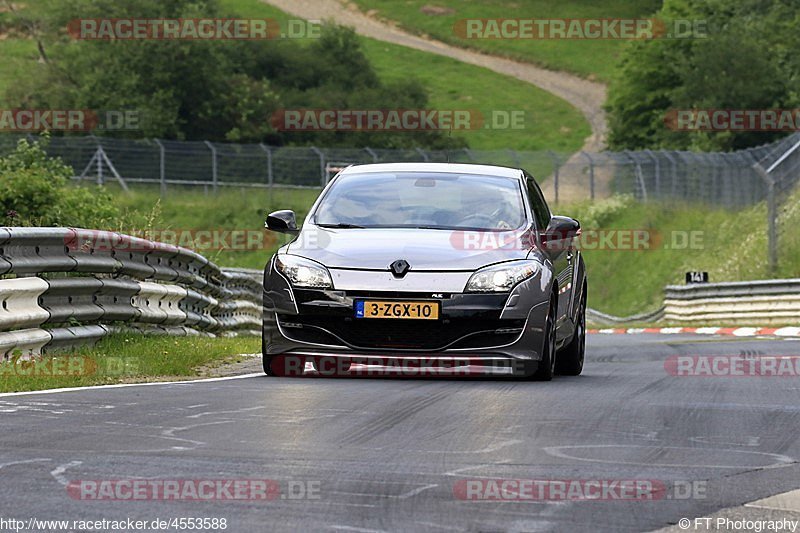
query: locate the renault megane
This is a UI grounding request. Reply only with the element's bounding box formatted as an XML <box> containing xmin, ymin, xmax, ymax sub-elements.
<box><xmin>262</xmin><ymin>163</ymin><xmax>586</xmax><ymax>380</ymax></box>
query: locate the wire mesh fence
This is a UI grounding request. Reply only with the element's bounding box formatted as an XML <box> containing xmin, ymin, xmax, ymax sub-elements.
<box><xmin>1</xmin><ymin>132</ymin><xmax>793</xmax><ymax>208</ymax></box>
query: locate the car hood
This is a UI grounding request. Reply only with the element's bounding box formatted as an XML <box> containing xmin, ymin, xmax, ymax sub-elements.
<box><xmin>286</xmin><ymin>226</ymin><xmax>533</xmax><ymax>271</ymax></box>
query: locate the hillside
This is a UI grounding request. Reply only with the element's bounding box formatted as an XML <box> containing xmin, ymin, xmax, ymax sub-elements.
<box><xmin>349</xmin><ymin>0</ymin><xmax>662</xmax><ymax>82</ymax></box>
<box><xmin>0</xmin><ymin>0</ymin><xmax>590</xmax><ymax>153</ymax></box>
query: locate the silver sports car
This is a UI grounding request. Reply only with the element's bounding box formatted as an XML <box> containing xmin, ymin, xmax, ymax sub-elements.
<box><xmin>262</xmin><ymin>163</ymin><xmax>586</xmax><ymax>380</ymax></box>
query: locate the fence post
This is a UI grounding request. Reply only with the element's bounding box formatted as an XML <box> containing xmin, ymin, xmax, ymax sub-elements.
<box><xmin>753</xmin><ymin>163</ymin><xmax>777</xmax><ymax>274</ymax></box>
<box><xmin>260</xmin><ymin>143</ymin><xmax>273</xmax><ymax>206</ymax></box>
<box><xmin>96</xmin><ymin>147</ymin><xmax>104</xmax><ymax>186</ymax></box>
<box><xmin>623</xmin><ymin>151</ymin><xmax>648</xmax><ymax>201</ymax></box>
<box><xmin>580</xmin><ymin>151</ymin><xmax>595</xmax><ymax>200</ymax></box>
<box><xmin>310</xmin><ymin>147</ymin><xmax>325</xmax><ymax>186</ymax></box>
<box><xmin>548</xmin><ymin>151</ymin><xmax>560</xmax><ymax>205</ymax></box>
<box><xmin>205</xmin><ymin>141</ymin><xmax>218</xmax><ymax>193</ymax></box>
<box><xmin>364</xmin><ymin>147</ymin><xmax>378</xmax><ymax>163</ymax></box>
<box><xmin>644</xmin><ymin>149</ymin><xmax>660</xmax><ymax>198</ymax></box>
<box><xmin>661</xmin><ymin>151</ymin><xmax>677</xmax><ymax>199</ymax></box>
<box><xmin>154</xmin><ymin>139</ymin><xmax>166</xmax><ymax>196</ymax></box>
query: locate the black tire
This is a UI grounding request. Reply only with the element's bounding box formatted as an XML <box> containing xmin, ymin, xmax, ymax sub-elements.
<box><xmin>556</xmin><ymin>284</ymin><xmax>586</xmax><ymax>376</ymax></box>
<box><xmin>261</xmin><ymin>329</ymin><xmax>276</xmax><ymax>376</ymax></box>
<box><xmin>532</xmin><ymin>294</ymin><xmax>558</xmax><ymax>381</ymax></box>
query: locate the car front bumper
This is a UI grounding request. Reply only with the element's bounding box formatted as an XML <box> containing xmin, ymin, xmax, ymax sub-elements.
<box><xmin>262</xmin><ymin>262</ymin><xmax>552</xmax><ymax>366</ymax></box>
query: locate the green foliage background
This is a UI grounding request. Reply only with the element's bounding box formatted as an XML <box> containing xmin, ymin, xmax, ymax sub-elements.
<box><xmin>606</xmin><ymin>0</ymin><xmax>800</xmax><ymax>151</ymax></box>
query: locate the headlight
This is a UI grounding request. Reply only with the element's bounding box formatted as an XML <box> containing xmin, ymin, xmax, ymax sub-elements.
<box><xmin>465</xmin><ymin>260</ymin><xmax>541</xmax><ymax>292</ymax></box>
<box><xmin>275</xmin><ymin>255</ymin><xmax>332</xmax><ymax>288</ymax></box>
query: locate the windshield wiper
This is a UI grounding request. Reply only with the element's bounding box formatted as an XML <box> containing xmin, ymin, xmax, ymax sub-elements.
<box><xmin>316</xmin><ymin>223</ymin><xmax>366</xmax><ymax>229</ymax></box>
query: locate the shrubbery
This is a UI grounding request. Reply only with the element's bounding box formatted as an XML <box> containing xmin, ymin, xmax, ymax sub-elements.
<box><xmin>0</xmin><ymin>137</ymin><xmax>118</xmax><ymax>227</ymax></box>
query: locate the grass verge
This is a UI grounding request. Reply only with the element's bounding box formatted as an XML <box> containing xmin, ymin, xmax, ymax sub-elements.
<box><xmin>113</xmin><ymin>184</ymin><xmax>321</xmax><ymax>270</ymax></box>
<box><xmin>0</xmin><ymin>334</ymin><xmax>260</xmax><ymax>393</ymax></box>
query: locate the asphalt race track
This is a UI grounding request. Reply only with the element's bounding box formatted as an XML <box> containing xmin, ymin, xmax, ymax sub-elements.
<box><xmin>1</xmin><ymin>333</ymin><xmax>799</xmax><ymax>532</ymax></box>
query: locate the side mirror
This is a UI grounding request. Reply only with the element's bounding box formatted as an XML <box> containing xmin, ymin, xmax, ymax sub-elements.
<box><xmin>265</xmin><ymin>210</ymin><xmax>299</xmax><ymax>235</ymax></box>
<box><xmin>541</xmin><ymin>216</ymin><xmax>581</xmax><ymax>244</ymax></box>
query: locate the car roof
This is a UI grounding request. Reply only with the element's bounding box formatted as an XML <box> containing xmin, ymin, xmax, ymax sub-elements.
<box><xmin>337</xmin><ymin>162</ymin><xmax>523</xmax><ymax>179</ymax></box>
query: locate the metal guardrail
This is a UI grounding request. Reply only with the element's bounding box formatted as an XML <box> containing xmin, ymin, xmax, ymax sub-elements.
<box><xmin>0</xmin><ymin>228</ymin><xmax>263</xmax><ymax>357</ymax></box>
<box><xmin>588</xmin><ymin>279</ymin><xmax>800</xmax><ymax>326</ymax></box>
<box><xmin>663</xmin><ymin>279</ymin><xmax>800</xmax><ymax>325</ymax></box>
<box><xmin>586</xmin><ymin>306</ymin><xmax>665</xmax><ymax>327</ymax></box>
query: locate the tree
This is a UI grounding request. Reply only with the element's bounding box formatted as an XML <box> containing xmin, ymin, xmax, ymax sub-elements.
<box><xmin>8</xmin><ymin>0</ymin><xmax>464</xmax><ymax>149</ymax></box>
<box><xmin>606</xmin><ymin>0</ymin><xmax>800</xmax><ymax>151</ymax></box>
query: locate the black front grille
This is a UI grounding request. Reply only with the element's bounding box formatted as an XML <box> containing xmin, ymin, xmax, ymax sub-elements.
<box><xmin>280</xmin><ymin>314</ymin><xmax>524</xmax><ymax>350</ymax></box>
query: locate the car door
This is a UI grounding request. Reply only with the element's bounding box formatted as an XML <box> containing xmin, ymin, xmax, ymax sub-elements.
<box><xmin>524</xmin><ymin>173</ymin><xmax>572</xmax><ymax>339</ymax></box>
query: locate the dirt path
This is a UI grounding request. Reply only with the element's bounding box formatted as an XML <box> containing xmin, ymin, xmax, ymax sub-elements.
<box><xmin>262</xmin><ymin>0</ymin><xmax>607</xmax><ymax>152</ymax></box>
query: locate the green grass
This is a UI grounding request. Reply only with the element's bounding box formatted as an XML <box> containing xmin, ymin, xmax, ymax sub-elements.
<box><xmin>565</xmin><ymin>191</ymin><xmax>800</xmax><ymax>316</ymax></box>
<box><xmin>218</xmin><ymin>0</ymin><xmax>590</xmax><ymax>152</ymax></box>
<box><xmin>114</xmin><ymin>184</ymin><xmax>322</xmax><ymax>270</ymax></box>
<box><xmin>350</xmin><ymin>0</ymin><xmax>661</xmax><ymax>82</ymax></box>
<box><xmin>0</xmin><ymin>334</ymin><xmax>260</xmax><ymax>393</ymax></box>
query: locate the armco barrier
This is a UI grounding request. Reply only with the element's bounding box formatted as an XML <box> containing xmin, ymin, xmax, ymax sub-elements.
<box><xmin>0</xmin><ymin>227</ymin><xmax>265</xmax><ymax>358</ymax></box>
<box><xmin>588</xmin><ymin>279</ymin><xmax>800</xmax><ymax>327</ymax></box>
<box><xmin>663</xmin><ymin>279</ymin><xmax>800</xmax><ymax>325</ymax></box>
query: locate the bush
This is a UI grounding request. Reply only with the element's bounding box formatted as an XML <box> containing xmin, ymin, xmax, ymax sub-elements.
<box><xmin>0</xmin><ymin>137</ymin><xmax>119</xmax><ymax>227</ymax></box>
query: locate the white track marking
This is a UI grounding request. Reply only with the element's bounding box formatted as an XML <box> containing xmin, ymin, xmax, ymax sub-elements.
<box><xmin>0</xmin><ymin>373</ymin><xmax>263</xmax><ymax>398</ymax></box>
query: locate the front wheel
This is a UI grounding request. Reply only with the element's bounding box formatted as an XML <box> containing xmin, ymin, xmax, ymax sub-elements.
<box><xmin>532</xmin><ymin>295</ymin><xmax>557</xmax><ymax>381</ymax></box>
<box><xmin>556</xmin><ymin>285</ymin><xmax>586</xmax><ymax>376</ymax></box>
<box><xmin>262</xmin><ymin>329</ymin><xmax>277</xmax><ymax>376</ymax></box>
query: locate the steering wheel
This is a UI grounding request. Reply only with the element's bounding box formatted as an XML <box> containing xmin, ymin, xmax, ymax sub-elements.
<box><xmin>458</xmin><ymin>212</ymin><xmax>498</xmax><ymax>227</ymax></box>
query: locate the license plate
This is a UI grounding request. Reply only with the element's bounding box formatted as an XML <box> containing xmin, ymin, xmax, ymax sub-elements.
<box><xmin>355</xmin><ymin>300</ymin><xmax>439</xmax><ymax>320</ymax></box>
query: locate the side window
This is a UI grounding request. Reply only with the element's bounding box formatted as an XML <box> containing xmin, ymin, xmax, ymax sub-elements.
<box><xmin>525</xmin><ymin>174</ymin><xmax>551</xmax><ymax>230</ymax></box>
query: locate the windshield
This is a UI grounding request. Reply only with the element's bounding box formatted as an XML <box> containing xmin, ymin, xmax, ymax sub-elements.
<box><xmin>313</xmin><ymin>172</ymin><xmax>526</xmax><ymax>231</ymax></box>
